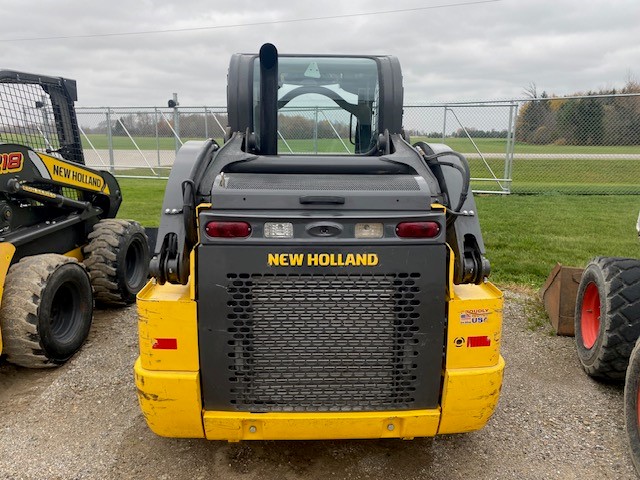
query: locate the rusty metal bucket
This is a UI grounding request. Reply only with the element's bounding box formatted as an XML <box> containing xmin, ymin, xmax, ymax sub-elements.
<box><xmin>539</xmin><ymin>263</ymin><xmax>584</xmax><ymax>336</ymax></box>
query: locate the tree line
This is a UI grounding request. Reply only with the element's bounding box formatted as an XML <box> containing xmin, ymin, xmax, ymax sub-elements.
<box><xmin>515</xmin><ymin>80</ymin><xmax>640</xmax><ymax>145</ymax></box>
<box><xmin>83</xmin><ymin>113</ymin><xmax>229</xmax><ymax>138</ymax></box>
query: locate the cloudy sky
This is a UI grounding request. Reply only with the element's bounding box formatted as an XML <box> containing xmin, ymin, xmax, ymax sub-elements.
<box><xmin>1</xmin><ymin>0</ymin><xmax>639</xmax><ymax>107</ymax></box>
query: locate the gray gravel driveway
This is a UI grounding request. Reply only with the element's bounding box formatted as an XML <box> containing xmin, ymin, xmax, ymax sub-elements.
<box><xmin>0</xmin><ymin>291</ymin><xmax>635</xmax><ymax>479</ymax></box>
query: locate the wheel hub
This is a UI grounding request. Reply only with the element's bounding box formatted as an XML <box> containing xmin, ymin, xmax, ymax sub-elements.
<box><xmin>581</xmin><ymin>281</ymin><xmax>601</xmax><ymax>349</ymax></box>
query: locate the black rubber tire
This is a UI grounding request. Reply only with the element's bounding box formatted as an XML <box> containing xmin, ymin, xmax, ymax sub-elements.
<box><xmin>625</xmin><ymin>338</ymin><xmax>640</xmax><ymax>475</ymax></box>
<box><xmin>83</xmin><ymin>219</ymin><xmax>149</xmax><ymax>306</ymax></box>
<box><xmin>0</xmin><ymin>254</ymin><xmax>93</xmax><ymax>368</ymax></box>
<box><xmin>574</xmin><ymin>257</ymin><xmax>640</xmax><ymax>381</ymax></box>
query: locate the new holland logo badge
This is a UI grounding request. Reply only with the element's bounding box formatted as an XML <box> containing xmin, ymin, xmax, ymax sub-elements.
<box><xmin>267</xmin><ymin>252</ymin><xmax>379</xmax><ymax>267</ymax></box>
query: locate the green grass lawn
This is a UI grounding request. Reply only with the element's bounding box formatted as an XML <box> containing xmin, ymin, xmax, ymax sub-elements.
<box><xmin>116</xmin><ymin>177</ymin><xmax>639</xmax><ymax>289</ymax></box>
<box><xmin>467</xmin><ymin>157</ymin><xmax>640</xmax><ymax>194</ymax></box>
<box><xmin>476</xmin><ymin>194</ymin><xmax>639</xmax><ymax>287</ymax></box>
<box><xmin>117</xmin><ymin>178</ymin><xmax>167</xmax><ymax>227</ymax></box>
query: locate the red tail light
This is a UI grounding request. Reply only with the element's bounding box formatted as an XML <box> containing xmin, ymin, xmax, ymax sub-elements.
<box><xmin>395</xmin><ymin>221</ymin><xmax>441</xmax><ymax>238</ymax></box>
<box><xmin>205</xmin><ymin>221</ymin><xmax>251</xmax><ymax>238</ymax></box>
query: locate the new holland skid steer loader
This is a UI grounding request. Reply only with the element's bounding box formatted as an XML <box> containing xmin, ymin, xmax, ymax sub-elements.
<box><xmin>135</xmin><ymin>44</ymin><xmax>504</xmax><ymax>441</ymax></box>
<box><xmin>0</xmin><ymin>70</ymin><xmax>149</xmax><ymax>368</ymax></box>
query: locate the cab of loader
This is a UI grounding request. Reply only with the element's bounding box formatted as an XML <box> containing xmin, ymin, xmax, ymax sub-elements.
<box><xmin>228</xmin><ymin>52</ymin><xmax>395</xmax><ymax>155</ymax></box>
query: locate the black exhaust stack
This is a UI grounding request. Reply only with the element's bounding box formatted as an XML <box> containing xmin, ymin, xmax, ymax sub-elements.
<box><xmin>259</xmin><ymin>43</ymin><xmax>278</xmax><ymax>155</ymax></box>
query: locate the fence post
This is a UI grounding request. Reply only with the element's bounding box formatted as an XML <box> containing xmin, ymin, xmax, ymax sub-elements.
<box><xmin>504</xmin><ymin>103</ymin><xmax>517</xmax><ymax>193</ymax></box>
<box><xmin>204</xmin><ymin>107</ymin><xmax>209</xmax><ymax>139</ymax></box>
<box><xmin>106</xmin><ymin>108</ymin><xmax>114</xmax><ymax>173</ymax></box>
<box><xmin>442</xmin><ymin>107</ymin><xmax>448</xmax><ymax>142</ymax></box>
<box><xmin>155</xmin><ymin>107</ymin><xmax>160</xmax><ymax>168</ymax></box>
<box><xmin>172</xmin><ymin>93</ymin><xmax>180</xmax><ymax>154</ymax></box>
<box><xmin>313</xmin><ymin>107</ymin><xmax>319</xmax><ymax>154</ymax></box>
<box><xmin>40</xmin><ymin>94</ymin><xmax>52</xmax><ymax>141</ymax></box>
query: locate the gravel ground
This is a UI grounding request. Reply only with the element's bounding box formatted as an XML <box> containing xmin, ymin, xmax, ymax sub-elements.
<box><xmin>0</xmin><ymin>290</ymin><xmax>636</xmax><ymax>479</ymax></box>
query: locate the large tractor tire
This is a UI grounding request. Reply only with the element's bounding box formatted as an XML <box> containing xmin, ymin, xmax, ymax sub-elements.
<box><xmin>574</xmin><ymin>257</ymin><xmax>640</xmax><ymax>381</ymax></box>
<box><xmin>0</xmin><ymin>254</ymin><xmax>93</xmax><ymax>368</ymax></box>
<box><xmin>83</xmin><ymin>219</ymin><xmax>149</xmax><ymax>306</ymax></box>
<box><xmin>625</xmin><ymin>338</ymin><xmax>640</xmax><ymax>475</ymax></box>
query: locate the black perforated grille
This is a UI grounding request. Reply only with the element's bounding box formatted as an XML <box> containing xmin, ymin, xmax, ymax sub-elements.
<box><xmin>225</xmin><ymin>273</ymin><xmax>422</xmax><ymax>412</ymax></box>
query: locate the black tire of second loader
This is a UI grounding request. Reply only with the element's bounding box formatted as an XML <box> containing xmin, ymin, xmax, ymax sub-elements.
<box><xmin>575</xmin><ymin>257</ymin><xmax>640</xmax><ymax>475</ymax></box>
<box><xmin>83</xmin><ymin>219</ymin><xmax>149</xmax><ymax>306</ymax></box>
<box><xmin>574</xmin><ymin>257</ymin><xmax>640</xmax><ymax>381</ymax></box>
<box><xmin>0</xmin><ymin>254</ymin><xmax>93</xmax><ymax>368</ymax></box>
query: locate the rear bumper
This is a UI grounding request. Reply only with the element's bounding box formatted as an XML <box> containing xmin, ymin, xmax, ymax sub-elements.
<box><xmin>134</xmin><ymin>356</ymin><xmax>504</xmax><ymax>441</ymax></box>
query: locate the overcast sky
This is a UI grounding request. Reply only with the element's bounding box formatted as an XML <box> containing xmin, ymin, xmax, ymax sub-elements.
<box><xmin>1</xmin><ymin>0</ymin><xmax>639</xmax><ymax>107</ymax></box>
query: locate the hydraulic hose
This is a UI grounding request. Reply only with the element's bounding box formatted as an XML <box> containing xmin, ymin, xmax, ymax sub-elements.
<box><xmin>433</xmin><ymin>156</ymin><xmax>470</xmax><ymax>213</ymax></box>
<box><xmin>414</xmin><ymin>146</ymin><xmax>472</xmax><ymax>216</ymax></box>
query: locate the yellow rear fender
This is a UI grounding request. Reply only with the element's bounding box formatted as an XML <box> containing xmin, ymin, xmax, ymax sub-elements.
<box><xmin>137</xmin><ymin>279</ymin><xmax>199</xmax><ymax>372</ymax></box>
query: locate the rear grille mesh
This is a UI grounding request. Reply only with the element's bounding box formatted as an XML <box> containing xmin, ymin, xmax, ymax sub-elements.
<box><xmin>225</xmin><ymin>273</ymin><xmax>422</xmax><ymax>412</ymax></box>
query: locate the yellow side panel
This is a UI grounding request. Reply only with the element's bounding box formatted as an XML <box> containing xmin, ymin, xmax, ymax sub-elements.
<box><xmin>446</xmin><ymin>282</ymin><xmax>503</xmax><ymax>369</ymax></box>
<box><xmin>203</xmin><ymin>409</ymin><xmax>441</xmax><ymax>442</ymax></box>
<box><xmin>134</xmin><ymin>358</ymin><xmax>205</xmax><ymax>438</ymax></box>
<box><xmin>137</xmin><ymin>281</ymin><xmax>199</xmax><ymax>371</ymax></box>
<box><xmin>0</xmin><ymin>243</ymin><xmax>16</xmax><ymax>354</ymax></box>
<box><xmin>438</xmin><ymin>356</ymin><xmax>505</xmax><ymax>434</ymax></box>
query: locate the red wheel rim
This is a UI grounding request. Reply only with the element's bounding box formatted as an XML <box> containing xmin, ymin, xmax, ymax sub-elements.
<box><xmin>581</xmin><ymin>282</ymin><xmax>601</xmax><ymax>349</ymax></box>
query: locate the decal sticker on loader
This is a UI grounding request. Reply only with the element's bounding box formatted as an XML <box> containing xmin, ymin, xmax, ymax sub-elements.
<box><xmin>0</xmin><ymin>152</ymin><xmax>24</xmax><ymax>174</ymax></box>
<box><xmin>38</xmin><ymin>154</ymin><xmax>110</xmax><ymax>194</ymax></box>
<box><xmin>460</xmin><ymin>309</ymin><xmax>490</xmax><ymax>325</ymax></box>
<box><xmin>267</xmin><ymin>252</ymin><xmax>379</xmax><ymax>267</ymax></box>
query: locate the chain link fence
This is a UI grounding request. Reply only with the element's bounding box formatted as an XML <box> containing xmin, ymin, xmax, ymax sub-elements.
<box><xmin>508</xmin><ymin>93</ymin><xmax>640</xmax><ymax>194</ymax></box>
<box><xmin>76</xmin><ymin>92</ymin><xmax>640</xmax><ymax>194</ymax></box>
<box><xmin>76</xmin><ymin>106</ymin><xmax>228</xmax><ymax>178</ymax></box>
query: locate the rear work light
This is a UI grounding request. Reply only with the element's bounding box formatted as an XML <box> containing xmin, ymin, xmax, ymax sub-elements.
<box><xmin>395</xmin><ymin>221</ymin><xmax>441</xmax><ymax>238</ymax></box>
<box><xmin>205</xmin><ymin>221</ymin><xmax>251</xmax><ymax>238</ymax></box>
<box><xmin>355</xmin><ymin>222</ymin><xmax>384</xmax><ymax>239</ymax></box>
<box><xmin>264</xmin><ymin>222</ymin><xmax>294</xmax><ymax>238</ymax></box>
